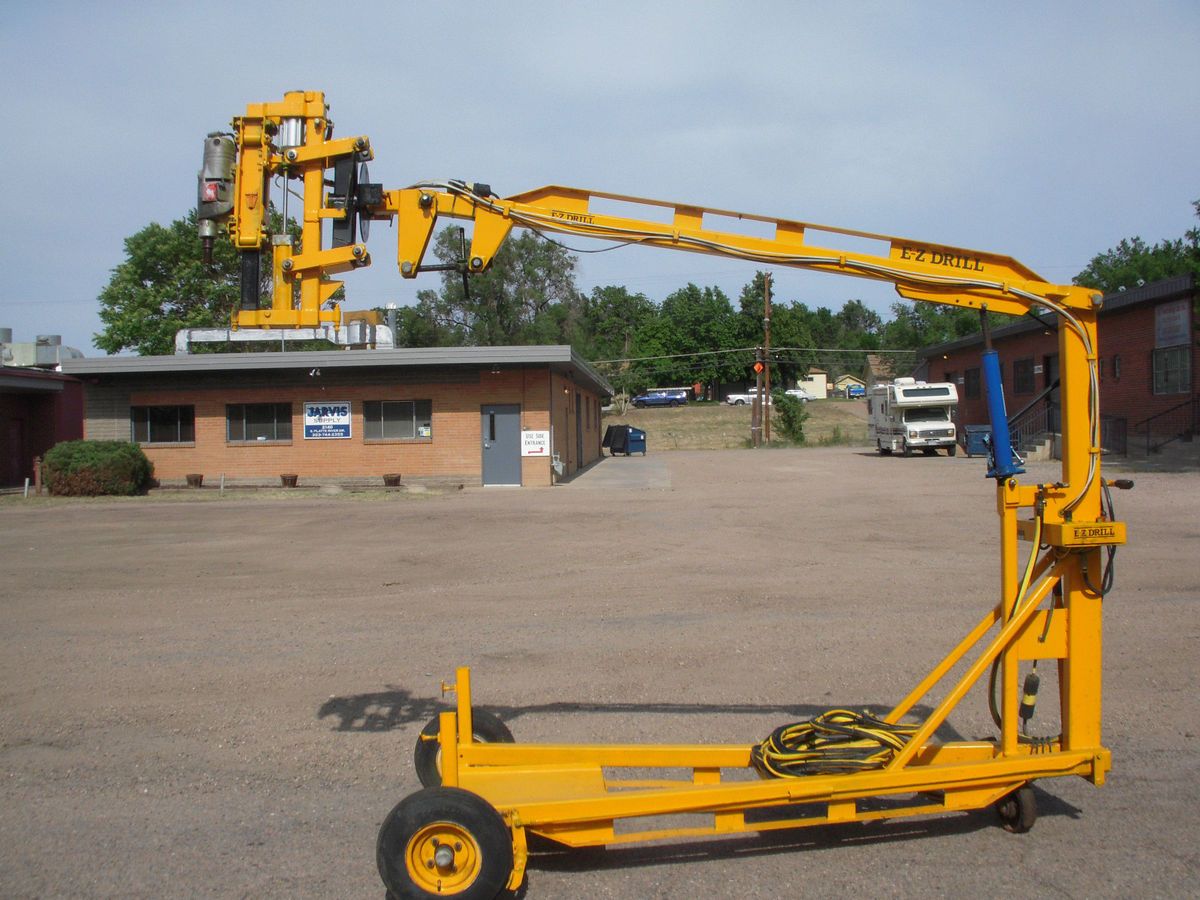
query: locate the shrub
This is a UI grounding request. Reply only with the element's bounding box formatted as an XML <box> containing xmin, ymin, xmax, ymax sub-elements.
<box><xmin>42</xmin><ymin>440</ymin><xmax>154</xmax><ymax>496</ymax></box>
<box><xmin>771</xmin><ymin>391</ymin><xmax>810</xmax><ymax>444</ymax></box>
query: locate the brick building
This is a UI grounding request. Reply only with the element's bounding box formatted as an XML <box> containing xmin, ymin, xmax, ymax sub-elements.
<box><xmin>915</xmin><ymin>275</ymin><xmax>1197</xmax><ymax>453</ymax></box>
<box><xmin>62</xmin><ymin>346</ymin><xmax>611</xmax><ymax>487</ymax></box>
<box><xmin>0</xmin><ymin>367</ymin><xmax>84</xmax><ymax>487</ymax></box>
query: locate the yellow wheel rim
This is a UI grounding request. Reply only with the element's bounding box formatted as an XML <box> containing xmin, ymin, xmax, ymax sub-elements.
<box><xmin>405</xmin><ymin>821</ymin><xmax>482</xmax><ymax>894</ymax></box>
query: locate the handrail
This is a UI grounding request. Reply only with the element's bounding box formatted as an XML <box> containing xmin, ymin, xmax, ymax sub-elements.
<box><xmin>1134</xmin><ymin>395</ymin><xmax>1198</xmax><ymax>453</ymax></box>
<box><xmin>1131</xmin><ymin>395</ymin><xmax>1195</xmax><ymax>429</ymax></box>
<box><xmin>1007</xmin><ymin>378</ymin><xmax>1059</xmax><ymax>427</ymax></box>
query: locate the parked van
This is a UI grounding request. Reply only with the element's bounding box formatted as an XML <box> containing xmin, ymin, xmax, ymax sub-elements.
<box><xmin>868</xmin><ymin>378</ymin><xmax>958</xmax><ymax>456</ymax></box>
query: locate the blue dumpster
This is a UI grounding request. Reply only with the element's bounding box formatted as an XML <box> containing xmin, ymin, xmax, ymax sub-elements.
<box><xmin>626</xmin><ymin>427</ymin><xmax>647</xmax><ymax>455</ymax></box>
<box><xmin>963</xmin><ymin>425</ymin><xmax>991</xmax><ymax>458</ymax></box>
<box><xmin>603</xmin><ymin>425</ymin><xmax>647</xmax><ymax>456</ymax></box>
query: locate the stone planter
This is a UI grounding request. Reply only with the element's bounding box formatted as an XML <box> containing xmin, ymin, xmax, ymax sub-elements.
<box><xmin>383</xmin><ymin>473</ymin><xmax>403</xmax><ymax>487</ymax></box>
<box><xmin>185</xmin><ymin>473</ymin><xmax>204</xmax><ymax>488</ymax></box>
<box><xmin>280</xmin><ymin>474</ymin><xmax>299</xmax><ymax>488</ymax></box>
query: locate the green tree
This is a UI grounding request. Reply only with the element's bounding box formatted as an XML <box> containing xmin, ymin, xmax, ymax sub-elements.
<box><xmin>768</xmin><ymin>302</ymin><xmax>818</xmax><ymax>386</ymax></box>
<box><xmin>95</xmin><ymin>208</ymin><xmax>294</xmax><ymax>356</ymax></box>
<box><xmin>735</xmin><ymin>274</ymin><xmax>824</xmax><ymax>388</ymax></box>
<box><xmin>657</xmin><ymin>283</ymin><xmax>743</xmax><ymax>389</ymax></box>
<box><xmin>1074</xmin><ymin>199</ymin><xmax>1200</xmax><ymax>293</ymax></box>
<box><xmin>836</xmin><ymin>299</ymin><xmax>883</xmax><ymax>350</ymax></box>
<box><xmin>879</xmin><ymin>301</ymin><xmax>987</xmax><ymax>350</ymax></box>
<box><xmin>420</xmin><ymin>228</ymin><xmax>582</xmax><ymax>345</ymax></box>
<box><xmin>582</xmin><ymin>285</ymin><xmax>657</xmax><ymax>395</ymax></box>
<box><xmin>391</xmin><ymin>297</ymin><xmax>463</xmax><ymax>348</ymax></box>
<box><xmin>771</xmin><ymin>390</ymin><xmax>809</xmax><ymax>444</ymax></box>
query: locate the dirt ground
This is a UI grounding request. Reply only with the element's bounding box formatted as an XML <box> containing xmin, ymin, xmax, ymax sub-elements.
<box><xmin>1</xmin><ymin>448</ymin><xmax>1197</xmax><ymax>898</ymax></box>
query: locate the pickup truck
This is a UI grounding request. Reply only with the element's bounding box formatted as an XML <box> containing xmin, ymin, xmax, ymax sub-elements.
<box><xmin>725</xmin><ymin>391</ymin><xmax>769</xmax><ymax>406</ymax></box>
<box><xmin>725</xmin><ymin>389</ymin><xmax>811</xmax><ymax>406</ymax></box>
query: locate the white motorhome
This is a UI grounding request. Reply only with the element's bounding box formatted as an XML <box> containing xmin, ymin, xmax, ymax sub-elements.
<box><xmin>868</xmin><ymin>377</ymin><xmax>958</xmax><ymax>456</ymax></box>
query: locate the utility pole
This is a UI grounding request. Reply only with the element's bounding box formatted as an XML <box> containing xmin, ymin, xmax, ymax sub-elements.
<box><xmin>763</xmin><ymin>272</ymin><xmax>772</xmax><ymax>443</ymax></box>
<box><xmin>752</xmin><ymin>346</ymin><xmax>763</xmax><ymax>447</ymax></box>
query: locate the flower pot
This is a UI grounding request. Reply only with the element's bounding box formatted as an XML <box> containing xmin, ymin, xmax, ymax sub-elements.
<box><xmin>186</xmin><ymin>473</ymin><xmax>204</xmax><ymax>488</ymax></box>
<box><xmin>280</xmin><ymin>474</ymin><xmax>299</xmax><ymax>488</ymax></box>
<box><xmin>383</xmin><ymin>473</ymin><xmax>403</xmax><ymax>487</ymax></box>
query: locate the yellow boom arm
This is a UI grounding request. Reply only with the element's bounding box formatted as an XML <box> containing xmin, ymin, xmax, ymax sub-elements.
<box><xmin>201</xmin><ymin>90</ymin><xmax>1108</xmax><ymax>525</ymax></box>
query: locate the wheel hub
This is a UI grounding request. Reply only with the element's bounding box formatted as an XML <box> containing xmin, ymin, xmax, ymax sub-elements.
<box><xmin>406</xmin><ymin>822</ymin><xmax>480</xmax><ymax>893</ymax></box>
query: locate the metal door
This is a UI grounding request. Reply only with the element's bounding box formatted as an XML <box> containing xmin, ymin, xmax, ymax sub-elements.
<box><xmin>481</xmin><ymin>404</ymin><xmax>521</xmax><ymax>486</ymax></box>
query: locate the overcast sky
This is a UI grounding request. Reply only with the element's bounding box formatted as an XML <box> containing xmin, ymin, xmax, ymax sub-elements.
<box><xmin>2</xmin><ymin>1</ymin><xmax>1197</xmax><ymax>354</ymax></box>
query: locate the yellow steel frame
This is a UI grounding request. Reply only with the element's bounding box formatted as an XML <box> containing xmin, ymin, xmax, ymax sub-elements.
<box><xmin>218</xmin><ymin>94</ymin><xmax>1126</xmax><ymax>893</ymax></box>
<box><xmin>393</xmin><ymin>189</ymin><xmax>1121</xmax><ymax>888</ymax></box>
<box><xmin>223</xmin><ymin>90</ymin><xmax>373</xmax><ymax>330</ymax></box>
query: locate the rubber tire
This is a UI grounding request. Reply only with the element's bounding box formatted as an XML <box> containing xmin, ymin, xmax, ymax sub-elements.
<box><xmin>734</xmin><ymin>399</ymin><xmax>745</xmax><ymax>405</ymax></box>
<box><xmin>996</xmin><ymin>785</ymin><xmax>1037</xmax><ymax>833</ymax></box>
<box><xmin>634</xmin><ymin>401</ymin><xmax>645</xmax><ymax>408</ymax></box>
<box><xmin>668</xmin><ymin>400</ymin><xmax>679</xmax><ymax>407</ymax></box>
<box><xmin>948</xmin><ymin>445</ymin><xmax>957</xmax><ymax>457</ymax></box>
<box><xmin>377</xmin><ymin>786</ymin><xmax>513</xmax><ymax>900</ymax></box>
<box><xmin>415</xmin><ymin>709</ymin><xmax>514</xmax><ymax>789</ymax></box>
<box><xmin>901</xmin><ymin>441</ymin><xmax>913</xmax><ymax>457</ymax></box>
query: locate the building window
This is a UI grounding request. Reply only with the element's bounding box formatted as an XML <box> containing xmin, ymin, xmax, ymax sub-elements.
<box><xmin>964</xmin><ymin>367</ymin><xmax>981</xmax><ymax>399</ymax></box>
<box><xmin>363</xmin><ymin>400</ymin><xmax>433</xmax><ymax>440</ymax></box>
<box><xmin>1153</xmin><ymin>346</ymin><xmax>1190</xmax><ymax>395</ymax></box>
<box><xmin>1113</xmin><ymin>354</ymin><xmax>1122</xmax><ymax>380</ymax></box>
<box><xmin>227</xmin><ymin>403</ymin><xmax>292</xmax><ymax>442</ymax></box>
<box><xmin>1013</xmin><ymin>358</ymin><xmax>1035</xmax><ymax>394</ymax></box>
<box><xmin>131</xmin><ymin>405</ymin><xmax>194</xmax><ymax>444</ymax></box>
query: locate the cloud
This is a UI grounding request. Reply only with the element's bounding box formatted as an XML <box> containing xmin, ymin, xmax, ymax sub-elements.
<box><xmin>1</xmin><ymin>1</ymin><xmax>1196</xmax><ymax>352</ymax></box>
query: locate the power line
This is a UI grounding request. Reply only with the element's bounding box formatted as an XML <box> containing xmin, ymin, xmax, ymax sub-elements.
<box><xmin>593</xmin><ymin>345</ymin><xmax>917</xmax><ymax>365</ymax></box>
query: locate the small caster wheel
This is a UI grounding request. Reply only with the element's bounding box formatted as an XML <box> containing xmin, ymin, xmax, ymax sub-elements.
<box><xmin>414</xmin><ymin>709</ymin><xmax>514</xmax><ymax>788</ymax></box>
<box><xmin>996</xmin><ymin>784</ymin><xmax>1037</xmax><ymax>833</ymax></box>
<box><xmin>377</xmin><ymin>786</ymin><xmax>513</xmax><ymax>899</ymax></box>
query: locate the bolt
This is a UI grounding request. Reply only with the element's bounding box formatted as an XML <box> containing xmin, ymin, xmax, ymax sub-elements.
<box><xmin>401</xmin><ymin>261</ymin><xmax>414</xmax><ymax>275</ymax></box>
<box><xmin>434</xmin><ymin>844</ymin><xmax>455</xmax><ymax>869</ymax></box>
<box><xmin>352</xmin><ymin>246</ymin><xmax>364</xmax><ymax>258</ymax></box>
<box><xmin>419</xmin><ymin>193</ymin><xmax>433</xmax><ymax>209</ymax></box>
<box><xmin>286</xmin><ymin>149</ymin><xmax>297</xmax><ymax>161</ymax></box>
<box><xmin>471</xmin><ymin>256</ymin><xmax>484</xmax><ymax>270</ymax></box>
<box><xmin>281</xmin><ymin>259</ymin><xmax>293</xmax><ymax>271</ymax></box>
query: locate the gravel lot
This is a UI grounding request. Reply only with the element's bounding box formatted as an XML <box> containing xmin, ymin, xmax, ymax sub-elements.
<box><xmin>1</xmin><ymin>448</ymin><xmax>1196</xmax><ymax>898</ymax></box>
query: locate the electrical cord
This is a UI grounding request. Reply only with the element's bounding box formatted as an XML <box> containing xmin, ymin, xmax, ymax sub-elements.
<box><xmin>1082</xmin><ymin>479</ymin><xmax>1118</xmax><ymax>597</ymax></box>
<box><xmin>751</xmin><ymin>709</ymin><xmax>919</xmax><ymax>778</ymax></box>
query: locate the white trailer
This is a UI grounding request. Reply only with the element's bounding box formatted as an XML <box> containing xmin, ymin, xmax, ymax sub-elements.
<box><xmin>868</xmin><ymin>377</ymin><xmax>958</xmax><ymax>456</ymax></box>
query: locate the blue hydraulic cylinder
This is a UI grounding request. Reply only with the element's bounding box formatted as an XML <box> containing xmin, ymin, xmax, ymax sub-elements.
<box><xmin>983</xmin><ymin>348</ymin><xmax>1024</xmax><ymax>480</ymax></box>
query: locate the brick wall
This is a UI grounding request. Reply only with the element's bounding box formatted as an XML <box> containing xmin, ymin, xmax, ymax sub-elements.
<box><xmin>84</xmin><ymin>365</ymin><xmax>604</xmax><ymax>487</ymax></box>
<box><xmin>936</xmin><ymin>298</ymin><xmax>1196</xmax><ymax>429</ymax></box>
